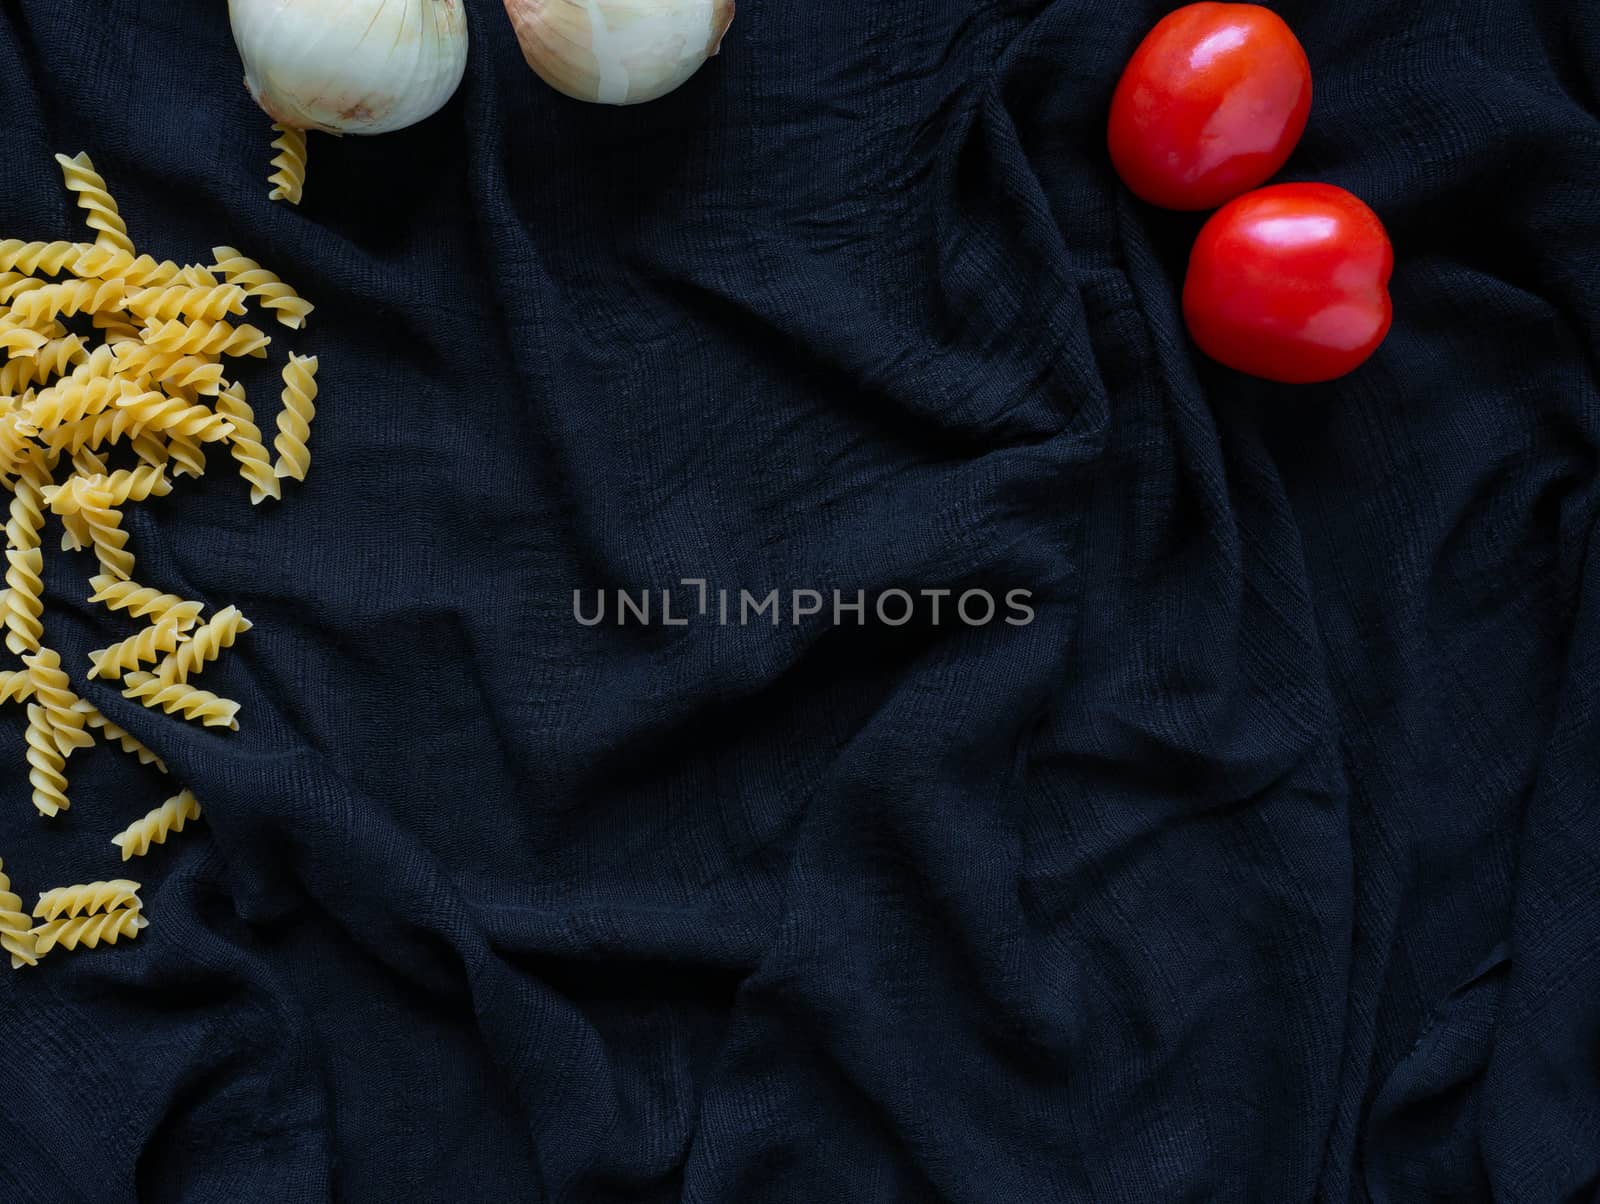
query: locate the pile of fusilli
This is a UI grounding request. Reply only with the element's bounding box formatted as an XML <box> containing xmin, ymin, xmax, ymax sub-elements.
<box><xmin>0</xmin><ymin>151</ymin><xmax>322</xmax><ymax>968</ymax></box>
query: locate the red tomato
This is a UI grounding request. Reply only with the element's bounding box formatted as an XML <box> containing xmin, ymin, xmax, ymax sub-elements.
<box><xmin>1108</xmin><ymin>3</ymin><xmax>1312</xmax><ymax>211</ymax></box>
<box><xmin>1182</xmin><ymin>183</ymin><xmax>1394</xmax><ymax>384</ymax></box>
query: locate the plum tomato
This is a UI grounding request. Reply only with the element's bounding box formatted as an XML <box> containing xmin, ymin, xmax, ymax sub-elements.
<box><xmin>1182</xmin><ymin>183</ymin><xmax>1394</xmax><ymax>384</ymax></box>
<box><xmin>1108</xmin><ymin>3</ymin><xmax>1313</xmax><ymax>211</ymax></box>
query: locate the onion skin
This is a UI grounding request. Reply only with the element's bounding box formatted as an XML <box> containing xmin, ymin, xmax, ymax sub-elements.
<box><xmin>503</xmin><ymin>0</ymin><xmax>735</xmax><ymax>106</ymax></box>
<box><xmin>228</xmin><ymin>0</ymin><xmax>469</xmax><ymax>135</ymax></box>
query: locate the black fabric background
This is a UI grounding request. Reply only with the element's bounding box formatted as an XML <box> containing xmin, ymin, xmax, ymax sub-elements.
<box><xmin>1</xmin><ymin>0</ymin><xmax>1597</xmax><ymax>1200</ymax></box>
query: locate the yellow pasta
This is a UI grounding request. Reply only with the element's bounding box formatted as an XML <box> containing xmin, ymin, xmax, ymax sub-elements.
<box><xmin>0</xmin><ymin>859</ymin><xmax>38</xmax><ymax>969</ymax></box>
<box><xmin>214</xmin><ymin>381</ymin><xmax>280</xmax><ymax>504</ymax></box>
<box><xmin>23</xmin><ymin>648</ymin><xmax>94</xmax><ymax>755</ymax></box>
<box><xmin>0</xmin><ymin>321</ymin><xmax>48</xmax><ymax>354</ymax></box>
<box><xmin>0</xmin><ymin>239</ymin><xmax>92</xmax><ymax>276</ymax></box>
<box><xmin>266</xmin><ymin>124</ymin><xmax>308</xmax><ymax>205</ymax></box>
<box><xmin>113</xmin><ymin>790</ymin><xmax>202</xmax><ymax>860</ymax></box>
<box><xmin>33</xmin><ymin>879</ymin><xmax>141</xmax><ymax>921</ymax></box>
<box><xmin>47</xmin><ymin>479</ymin><xmax>134</xmax><ymax>579</ymax></box>
<box><xmin>122</xmin><ymin>671</ymin><xmax>241</xmax><ymax>730</ymax></box>
<box><xmin>54</xmin><ymin>152</ymin><xmax>133</xmax><ymax>254</ymax></box>
<box><xmin>3</xmin><ymin>547</ymin><xmax>44</xmax><ymax>654</ymax></box>
<box><xmin>70</xmin><ymin>246</ymin><xmax>184</xmax><ymax>288</ymax></box>
<box><xmin>8</xmin><ymin>278</ymin><xmax>125</xmax><ymax>326</ymax></box>
<box><xmin>124</xmin><ymin>283</ymin><xmax>247</xmax><ymax>323</ymax></box>
<box><xmin>25</xmin><ymin>703</ymin><xmax>70</xmax><ymax>816</ymax></box>
<box><xmin>88</xmin><ymin>615</ymin><xmax>184</xmax><ymax>680</ymax></box>
<box><xmin>0</xmin><ymin>147</ymin><xmax>325</xmax><ymax>961</ymax></box>
<box><xmin>210</xmin><ymin>247</ymin><xmax>313</xmax><ymax>330</ymax></box>
<box><xmin>31</xmin><ymin>907</ymin><xmax>146</xmax><ymax>956</ymax></box>
<box><xmin>273</xmin><ymin>353</ymin><xmax>318</xmax><ymax>482</ymax></box>
<box><xmin>71</xmin><ymin>698</ymin><xmax>167</xmax><ymax>774</ymax></box>
<box><xmin>154</xmin><ymin>605</ymin><xmax>252</xmax><ymax>684</ymax></box>
<box><xmin>110</xmin><ymin>344</ymin><xmax>226</xmax><ymax>395</ymax></box>
<box><xmin>0</xmin><ymin>669</ymin><xmax>34</xmax><ymax>705</ymax></box>
<box><xmin>141</xmin><ymin>317</ymin><xmax>271</xmax><ymax>359</ymax></box>
<box><xmin>88</xmin><ymin>574</ymin><xmax>204</xmax><ymax>630</ymax></box>
<box><xmin>0</xmin><ymin>334</ymin><xmax>88</xmax><ymax>395</ymax></box>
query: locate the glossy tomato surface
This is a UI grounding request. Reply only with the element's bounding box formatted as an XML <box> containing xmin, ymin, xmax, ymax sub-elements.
<box><xmin>1108</xmin><ymin>3</ymin><xmax>1312</xmax><ymax>211</ymax></box>
<box><xmin>1182</xmin><ymin>183</ymin><xmax>1394</xmax><ymax>384</ymax></box>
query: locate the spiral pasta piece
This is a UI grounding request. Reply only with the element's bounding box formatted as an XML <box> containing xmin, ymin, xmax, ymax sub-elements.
<box><xmin>25</xmin><ymin>373</ymin><xmax>125</xmax><ymax>431</ymax></box>
<box><xmin>154</xmin><ymin>605</ymin><xmax>251</xmax><ymax>684</ymax></box>
<box><xmin>0</xmin><ymin>669</ymin><xmax>34</xmax><ymax>705</ymax></box>
<box><xmin>163</xmin><ymin>433</ymin><xmax>208</xmax><ymax>478</ymax></box>
<box><xmin>71</xmin><ymin>698</ymin><xmax>168</xmax><ymax>774</ymax></box>
<box><xmin>48</xmin><ymin>479</ymin><xmax>134</xmax><ymax>579</ymax></box>
<box><xmin>8</xmin><ymin>278</ymin><xmax>125</xmax><ymax>326</ymax></box>
<box><xmin>23</xmin><ymin>648</ymin><xmax>94</xmax><ymax>755</ymax></box>
<box><xmin>209</xmin><ymin>247</ymin><xmax>314</xmax><ymax>330</ymax></box>
<box><xmin>272</xmin><ymin>354</ymin><xmax>318</xmax><ymax>482</ymax></box>
<box><xmin>214</xmin><ymin>381</ymin><xmax>280</xmax><ymax>504</ymax></box>
<box><xmin>88</xmin><ymin>574</ymin><xmax>204</xmax><ymax>630</ymax></box>
<box><xmin>54</xmin><ymin>152</ymin><xmax>133</xmax><ymax>254</ymax></box>
<box><xmin>88</xmin><ymin>615</ymin><xmax>184</xmax><ymax>680</ymax></box>
<box><xmin>0</xmin><ymin>334</ymin><xmax>89</xmax><ymax>395</ymax></box>
<box><xmin>33</xmin><ymin>879</ymin><xmax>141</xmax><ymax>921</ymax></box>
<box><xmin>70</xmin><ymin>246</ymin><xmax>183</xmax><ymax>288</ymax></box>
<box><xmin>110</xmin><ymin>344</ymin><xmax>226</xmax><ymax>395</ymax></box>
<box><xmin>122</xmin><ymin>671</ymin><xmax>240</xmax><ymax>729</ymax></box>
<box><xmin>42</xmin><ymin>405</ymin><xmax>139</xmax><ymax>455</ymax></box>
<box><xmin>141</xmin><ymin>317</ymin><xmax>270</xmax><ymax>359</ymax></box>
<box><xmin>266</xmin><ymin>125</ymin><xmax>308</xmax><ymax>205</ymax></box>
<box><xmin>0</xmin><ymin>239</ymin><xmax>92</xmax><ymax>276</ymax></box>
<box><xmin>0</xmin><ymin>410</ymin><xmax>41</xmax><ymax>482</ymax></box>
<box><xmin>113</xmin><ymin>387</ymin><xmax>233</xmax><ymax>442</ymax></box>
<box><xmin>0</xmin><ymin>321</ymin><xmax>48</xmax><ymax>354</ymax></box>
<box><xmin>4</xmin><ymin>547</ymin><xmax>44</xmax><ymax>655</ymax></box>
<box><xmin>0</xmin><ymin>859</ymin><xmax>38</xmax><ymax>969</ymax></box>
<box><xmin>47</xmin><ymin>465</ymin><xmax>171</xmax><ymax>509</ymax></box>
<box><xmin>113</xmin><ymin>790</ymin><xmax>201</xmax><ymax>861</ymax></box>
<box><xmin>25</xmin><ymin>703</ymin><xmax>70</xmax><ymax>816</ymax></box>
<box><xmin>93</xmin><ymin>309</ymin><xmax>143</xmax><ymax>344</ymax></box>
<box><xmin>31</xmin><ymin>907</ymin><xmax>146</xmax><ymax>956</ymax></box>
<box><xmin>124</xmin><ymin>283</ymin><xmax>246</xmax><ymax>323</ymax></box>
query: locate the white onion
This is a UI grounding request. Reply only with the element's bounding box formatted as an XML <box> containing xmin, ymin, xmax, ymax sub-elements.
<box><xmin>502</xmin><ymin>0</ymin><xmax>735</xmax><ymax>106</ymax></box>
<box><xmin>228</xmin><ymin>0</ymin><xmax>469</xmax><ymax>135</ymax></box>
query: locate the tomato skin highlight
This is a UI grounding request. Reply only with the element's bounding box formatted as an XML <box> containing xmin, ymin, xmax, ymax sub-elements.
<box><xmin>1108</xmin><ymin>3</ymin><xmax>1313</xmax><ymax>211</ymax></box>
<box><xmin>1182</xmin><ymin>183</ymin><xmax>1394</xmax><ymax>384</ymax></box>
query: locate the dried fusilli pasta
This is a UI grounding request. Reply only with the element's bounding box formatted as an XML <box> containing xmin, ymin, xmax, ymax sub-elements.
<box><xmin>0</xmin><ymin>858</ymin><xmax>38</xmax><ymax>969</ymax></box>
<box><xmin>23</xmin><ymin>648</ymin><xmax>94</xmax><ymax>755</ymax></box>
<box><xmin>25</xmin><ymin>703</ymin><xmax>70</xmax><ymax>816</ymax></box>
<box><xmin>9</xmin><ymin>278</ymin><xmax>125</xmax><ymax>326</ymax></box>
<box><xmin>54</xmin><ymin>152</ymin><xmax>133</xmax><ymax>254</ymax></box>
<box><xmin>0</xmin><ymin>239</ymin><xmax>91</xmax><ymax>276</ymax></box>
<box><xmin>266</xmin><ymin>124</ymin><xmax>308</xmax><ymax>205</ymax></box>
<box><xmin>122</xmin><ymin>671</ymin><xmax>241</xmax><ymax>729</ymax></box>
<box><xmin>273</xmin><ymin>353</ymin><xmax>318</xmax><ymax>482</ymax></box>
<box><xmin>112</xmin><ymin>790</ymin><xmax>202</xmax><ymax>860</ymax></box>
<box><xmin>209</xmin><ymin>247</ymin><xmax>314</xmax><ymax>329</ymax></box>
<box><xmin>124</xmin><ymin>283</ymin><xmax>247</xmax><ymax>323</ymax></box>
<box><xmin>141</xmin><ymin>318</ymin><xmax>271</xmax><ymax>359</ymax></box>
<box><xmin>214</xmin><ymin>381</ymin><xmax>280</xmax><ymax>503</ymax></box>
<box><xmin>88</xmin><ymin>615</ymin><xmax>184</xmax><ymax>680</ymax></box>
<box><xmin>34</xmin><ymin>879</ymin><xmax>141</xmax><ymax>921</ymax></box>
<box><xmin>154</xmin><ymin>605</ymin><xmax>252</xmax><ymax>684</ymax></box>
<box><xmin>0</xmin><ymin>147</ymin><xmax>326</xmax><ymax>964</ymax></box>
<box><xmin>32</xmin><ymin>907</ymin><xmax>146</xmax><ymax>955</ymax></box>
<box><xmin>4</xmin><ymin>547</ymin><xmax>44</xmax><ymax>654</ymax></box>
<box><xmin>0</xmin><ymin>669</ymin><xmax>34</xmax><ymax>705</ymax></box>
<box><xmin>88</xmin><ymin>574</ymin><xmax>204</xmax><ymax>630</ymax></box>
<box><xmin>71</xmin><ymin>698</ymin><xmax>167</xmax><ymax>774</ymax></box>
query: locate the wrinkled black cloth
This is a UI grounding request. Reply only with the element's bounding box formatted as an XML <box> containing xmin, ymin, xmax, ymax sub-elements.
<box><xmin>1</xmin><ymin>0</ymin><xmax>1597</xmax><ymax>1200</ymax></box>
